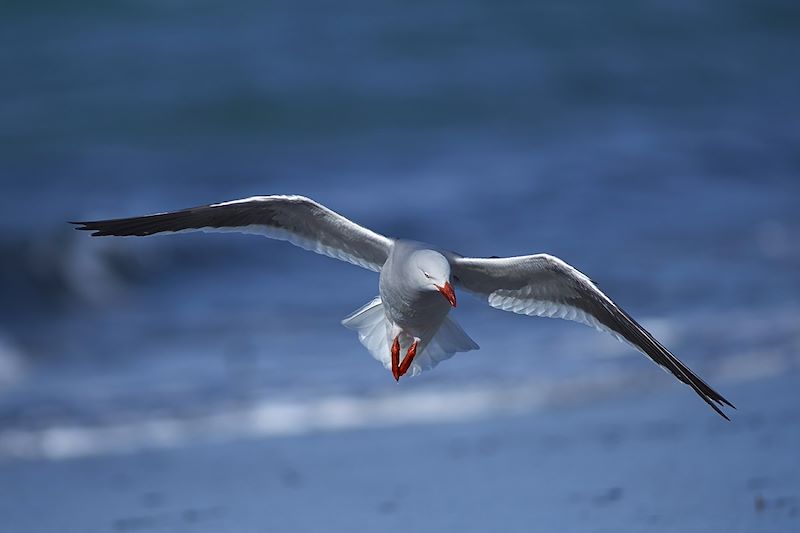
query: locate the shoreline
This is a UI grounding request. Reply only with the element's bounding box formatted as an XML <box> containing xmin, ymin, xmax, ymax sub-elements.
<box><xmin>1</xmin><ymin>367</ymin><xmax>797</xmax><ymax>532</ymax></box>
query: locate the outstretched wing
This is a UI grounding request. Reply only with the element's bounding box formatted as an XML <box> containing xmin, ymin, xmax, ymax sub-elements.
<box><xmin>71</xmin><ymin>195</ymin><xmax>393</xmax><ymax>271</ymax></box>
<box><xmin>450</xmin><ymin>253</ymin><xmax>734</xmax><ymax>419</ymax></box>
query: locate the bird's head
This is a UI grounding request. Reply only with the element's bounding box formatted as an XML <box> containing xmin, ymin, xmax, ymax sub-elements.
<box><xmin>411</xmin><ymin>250</ymin><xmax>456</xmax><ymax>307</ymax></box>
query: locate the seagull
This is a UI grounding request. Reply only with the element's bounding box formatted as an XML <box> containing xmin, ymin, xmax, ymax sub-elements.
<box><xmin>71</xmin><ymin>195</ymin><xmax>734</xmax><ymax>419</ymax></box>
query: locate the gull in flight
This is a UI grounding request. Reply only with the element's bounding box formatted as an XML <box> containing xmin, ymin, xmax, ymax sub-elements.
<box><xmin>71</xmin><ymin>195</ymin><xmax>734</xmax><ymax>419</ymax></box>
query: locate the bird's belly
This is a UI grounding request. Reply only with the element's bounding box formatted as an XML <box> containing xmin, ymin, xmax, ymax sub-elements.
<box><xmin>380</xmin><ymin>287</ymin><xmax>450</xmax><ymax>337</ymax></box>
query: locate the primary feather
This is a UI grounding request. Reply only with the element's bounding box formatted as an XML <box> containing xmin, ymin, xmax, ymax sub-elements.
<box><xmin>71</xmin><ymin>195</ymin><xmax>393</xmax><ymax>271</ymax></box>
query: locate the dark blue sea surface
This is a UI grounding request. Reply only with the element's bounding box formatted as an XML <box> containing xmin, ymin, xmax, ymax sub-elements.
<box><xmin>0</xmin><ymin>0</ymin><xmax>799</xmax><ymax>453</ymax></box>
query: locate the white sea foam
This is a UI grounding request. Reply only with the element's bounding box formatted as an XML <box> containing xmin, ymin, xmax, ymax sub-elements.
<box><xmin>0</xmin><ymin>346</ymin><xmax>792</xmax><ymax>462</ymax></box>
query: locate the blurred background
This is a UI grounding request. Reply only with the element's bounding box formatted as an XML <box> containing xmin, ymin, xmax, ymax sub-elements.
<box><xmin>1</xmin><ymin>1</ymin><xmax>799</xmax><ymax>532</ymax></box>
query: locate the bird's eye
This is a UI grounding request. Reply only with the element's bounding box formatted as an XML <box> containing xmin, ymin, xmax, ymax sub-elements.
<box><xmin>423</xmin><ymin>271</ymin><xmax>432</xmax><ymax>279</ymax></box>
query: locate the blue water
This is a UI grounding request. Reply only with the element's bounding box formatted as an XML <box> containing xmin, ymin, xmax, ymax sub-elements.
<box><xmin>1</xmin><ymin>1</ymin><xmax>799</xmax><ymax>447</ymax></box>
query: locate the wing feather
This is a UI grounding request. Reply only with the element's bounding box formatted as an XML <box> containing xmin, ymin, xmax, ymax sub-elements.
<box><xmin>450</xmin><ymin>253</ymin><xmax>734</xmax><ymax>419</ymax></box>
<box><xmin>70</xmin><ymin>195</ymin><xmax>393</xmax><ymax>271</ymax></box>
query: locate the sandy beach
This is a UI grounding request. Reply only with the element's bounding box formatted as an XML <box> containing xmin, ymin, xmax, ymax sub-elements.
<box><xmin>2</xmin><ymin>366</ymin><xmax>797</xmax><ymax>533</ymax></box>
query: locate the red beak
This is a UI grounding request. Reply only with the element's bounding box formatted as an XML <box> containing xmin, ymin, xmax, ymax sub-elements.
<box><xmin>436</xmin><ymin>281</ymin><xmax>457</xmax><ymax>307</ymax></box>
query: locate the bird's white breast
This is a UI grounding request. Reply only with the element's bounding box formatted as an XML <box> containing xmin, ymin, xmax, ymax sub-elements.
<box><xmin>378</xmin><ymin>242</ymin><xmax>452</xmax><ymax>338</ymax></box>
<box><xmin>379</xmin><ymin>280</ymin><xmax>451</xmax><ymax>335</ymax></box>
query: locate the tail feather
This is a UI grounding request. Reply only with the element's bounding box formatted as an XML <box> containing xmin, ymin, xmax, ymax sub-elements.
<box><xmin>341</xmin><ymin>297</ymin><xmax>389</xmax><ymax>366</ymax></box>
<box><xmin>417</xmin><ymin>315</ymin><xmax>480</xmax><ymax>373</ymax></box>
<box><xmin>342</xmin><ymin>297</ymin><xmax>479</xmax><ymax>376</ymax></box>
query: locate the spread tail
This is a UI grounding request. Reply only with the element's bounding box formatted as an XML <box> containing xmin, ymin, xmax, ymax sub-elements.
<box><xmin>342</xmin><ymin>297</ymin><xmax>479</xmax><ymax>376</ymax></box>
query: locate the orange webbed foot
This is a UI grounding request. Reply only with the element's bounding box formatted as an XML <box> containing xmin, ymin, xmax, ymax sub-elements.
<box><xmin>391</xmin><ymin>336</ymin><xmax>401</xmax><ymax>381</ymax></box>
<box><xmin>398</xmin><ymin>340</ymin><xmax>419</xmax><ymax>378</ymax></box>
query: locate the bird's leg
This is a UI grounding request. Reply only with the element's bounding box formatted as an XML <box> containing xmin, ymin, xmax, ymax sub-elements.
<box><xmin>391</xmin><ymin>336</ymin><xmax>401</xmax><ymax>381</ymax></box>
<box><xmin>398</xmin><ymin>339</ymin><xmax>419</xmax><ymax>378</ymax></box>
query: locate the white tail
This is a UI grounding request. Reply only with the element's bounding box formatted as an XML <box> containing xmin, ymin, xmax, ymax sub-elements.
<box><xmin>341</xmin><ymin>297</ymin><xmax>479</xmax><ymax>376</ymax></box>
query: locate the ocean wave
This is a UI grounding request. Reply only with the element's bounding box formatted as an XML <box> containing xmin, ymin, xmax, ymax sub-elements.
<box><xmin>0</xmin><ymin>312</ymin><xmax>795</xmax><ymax>462</ymax></box>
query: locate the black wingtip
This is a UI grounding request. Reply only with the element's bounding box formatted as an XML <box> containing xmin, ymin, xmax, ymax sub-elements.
<box><xmin>68</xmin><ymin>221</ymin><xmax>102</xmax><ymax>236</ymax></box>
<box><xmin>608</xmin><ymin>306</ymin><xmax>735</xmax><ymax>420</ymax></box>
<box><xmin>68</xmin><ymin>220</ymin><xmax>125</xmax><ymax>237</ymax></box>
<box><xmin>707</xmin><ymin>388</ymin><xmax>735</xmax><ymax>411</ymax></box>
<box><xmin>705</xmin><ymin>391</ymin><xmax>734</xmax><ymax>420</ymax></box>
<box><xmin>698</xmin><ymin>388</ymin><xmax>734</xmax><ymax>420</ymax></box>
<box><xmin>721</xmin><ymin>397</ymin><xmax>736</xmax><ymax>410</ymax></box>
